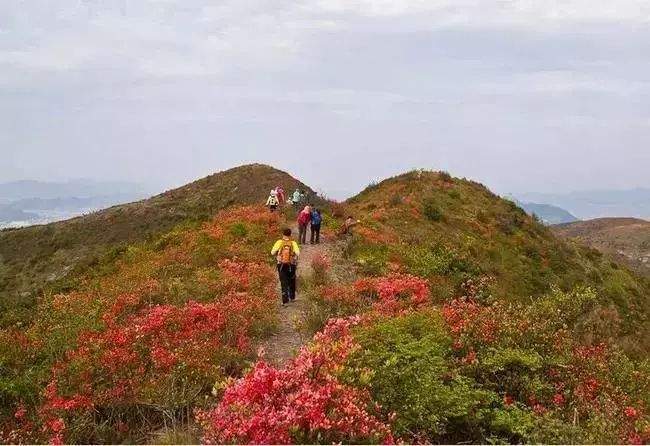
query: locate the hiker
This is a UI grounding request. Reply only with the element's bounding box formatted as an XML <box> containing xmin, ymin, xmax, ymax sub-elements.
<box><xmin>310</xmin><ymin>208</ymin><xmax>322</xmax><ymax>244</ymax></box>
<box><xmin>300</xmin><ymin>190</ymin><xmax>308</xmax><ymax>205</ymax></box>
<box><xmin>340</xmin><ymin>215</ymin><xmax>360</xmax><ymax>236</ymax></box>
<box><xmin>276</xmin><ymin>186</ymin><xmax>286</xmax><ymax>205</ymax></box>
<box><xmin>292</xmin><ymin>189</ymin><xmax>301</xmax><ymax>207</ymax></box>
<box><xmin>297</xmin><ymin>205</ymin><xmax>311</xmax><ymax>244</ymax></box>
<box><xmin>266</xmin><ymin>189</ymin><xmax>279</xmax><ymax>212</ymax></box>
<box><xmin>271</xmin><ymin>228</ymin><xmax>300</xmax><ymax>305</ymax></box>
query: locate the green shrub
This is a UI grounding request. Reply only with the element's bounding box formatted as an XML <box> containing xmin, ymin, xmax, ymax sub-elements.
<box><xmin>488</xmin><ymin>407</ymin><xmax>536</xmax><ymax>442</ymax></box>
<box><xmin>422</xmin><ymin>198</ymin><xmax>443</xmax><ymax>222</ymax></box>
<box><xmin>403</xmin><ymin>244</ymin><xmax>455</xmax><ymax>277</ymax></box>
<box><xmin>349</xmin><ymin>240</ymin><xmax>389</xmax><ymax>276</ymax></box>
<box><xmin>496</xmin><ymin>212</ymin><xmax>525</xmax><ymax>235</ymax></box>
<box><xmin>389</xmin><ymin>194</ymin><xmax>402</xmax><ymax>206</ymax></box>
<box><xmin>448</xmin><ymin>189</ymin><xmax>461</xmax><ymax>200</ymax></box>
<box><xmin>346</xmin><ymin>312</ymin><xmax>498</xmax><ymax>443</ymax></box>
<box><xmin>229</xmin><ymin>222</ymin><xmax>248</xmax><ymax>238</ymax></box>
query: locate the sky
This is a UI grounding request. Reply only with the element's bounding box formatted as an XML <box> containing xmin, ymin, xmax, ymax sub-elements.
<box><xmin>1</xmin><ymin>1</ymin><xmax>649</xmax><ymax>199</ymax></box>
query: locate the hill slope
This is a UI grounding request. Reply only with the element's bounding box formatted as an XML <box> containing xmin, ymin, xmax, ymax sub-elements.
<box><xmin>0</xmin><ymin>164</ymin><xmax>317</xmax><ymax>325</ymax></box>
<box><xmin>343</xmin><ymin>170</ymin><xmax>649</xmax><ymax>352</ymax></box>
<box><xmin>554</xmin><ymin>218</ymin><xmax>650</xmax><ymax>277</ymax></box>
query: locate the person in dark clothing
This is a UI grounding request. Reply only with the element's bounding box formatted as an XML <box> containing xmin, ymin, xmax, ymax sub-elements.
<box><xmin>310</xmin><ymin>208</ymin><xmax>322</xmax><ymax>244</ymax></box>
<box><xmin>270</xmin><ymin>228</ymin><xmax>300</xmax><ymax>305</ymax></box>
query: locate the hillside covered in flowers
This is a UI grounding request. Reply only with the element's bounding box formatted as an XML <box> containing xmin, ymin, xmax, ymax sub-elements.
<box><xmin>1</xmin><ymin>167</ymin><xmax>648</xmax><ymax>444</ymax></box>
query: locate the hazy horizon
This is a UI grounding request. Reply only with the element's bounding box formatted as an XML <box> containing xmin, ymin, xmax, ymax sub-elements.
<box><xmin>2</xmin><ymin>1</ymin><xmax>649</xmax><ymax>200</ymax></box>
<box><xmin>3</xmin><ymin>164</ymin><xmax>650</xmax><ymax>204</ymax></box>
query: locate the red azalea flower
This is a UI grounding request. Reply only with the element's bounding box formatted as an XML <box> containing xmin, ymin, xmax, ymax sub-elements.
<box><xmin>624</xmin><ymin>406</ymin><xmax>639</xmax><ymax>419</ymax></box>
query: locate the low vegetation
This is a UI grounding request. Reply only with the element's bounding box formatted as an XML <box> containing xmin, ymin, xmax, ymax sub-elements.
<box><xmin>1</xmin><ymin>166</ymin><xmax>648</xmax><ymax>444</ymax></box>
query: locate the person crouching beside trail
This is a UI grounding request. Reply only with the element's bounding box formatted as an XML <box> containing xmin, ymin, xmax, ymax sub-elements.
<box><xmin>310</xmin><ymin>208</ymin><xmax>322</xmax><ymax>244</ymax></box>
<box><xmin>266</xmin><ymin>189</ymin><xmax>280</xmax><ymax>212</ymax></box>
<box><xmin>271</xmin><ymin>228</ymin><xmax>300</xmax><ymax>305</ymax></box>
<box><xmin>297</xmin><ymin>205</ymin><xmax>311</xmax><ymax>244</ymax></box>
<box><xmin>339</xmin><ymin>215</ymin><xmax>360</xmax><ymax>236</ymax></box>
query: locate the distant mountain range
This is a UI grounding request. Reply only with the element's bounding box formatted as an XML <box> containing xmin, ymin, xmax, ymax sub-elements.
<box><xmin>516</xmin><ymin>188</ymin><xmax>650</xmax><ymax>220</ymax></box>
<box><xmin>0</xmin><ymin>179</ymin><xmax>147</xmax><ymax>201</ymax></box>
<box><xmin>0</xmin><ymin>179</ymin><xmax>151</xmax><ymax>228</ymax></box>
<box><xmin>516</xmin><ymin>201</ymin><xmax>579</xmax><ymax>225</ymax></box>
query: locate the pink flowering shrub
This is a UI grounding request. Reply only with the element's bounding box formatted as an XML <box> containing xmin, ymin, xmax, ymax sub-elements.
<box><xmin>354</xmin><ymin>274</ymin><xmax>429</xmax><ymax>315</ymax></box>
<box><xmin>196</xmin><ymin>317</ymin><xmax>394</xmax><ymax>444</ymax></box>
<box><xmin>40</xmin><ymin>289</ymin><xmax>275</xmax><ymax>443</ymax></box>
<box><xmin>0</xmin><ymin>206</ymin><xmax>281</xmax><ymax>444</ymax></box>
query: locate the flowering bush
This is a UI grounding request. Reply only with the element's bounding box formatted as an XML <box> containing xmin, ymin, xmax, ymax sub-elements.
<box><xmin>40</xmin><ymin>288</ymin><xmax>275</xmax><ymax>443</ymax></box>
<box><xmin>354</xmin><ymin>274</ymin><xmax>430</xmax><ymax>315</ymax></box>
<box><xmin>438</xmin><ymin>288</ymin><xmax>650</xmax><ymax>444</ymax></box>
<box><xmin>196</xmin><ymin>318</ymin><xmax>394</xmax><ymax>444</ymax></box>
<box><xmin>320</xmin><ymin>284</ymin><xmax>368</xmax><ymax>315</ymax></box>
<box><xmin>441</xmin><ymin>297</ymin><xmax>500</xmax><ymax>346</ymax></box>
<box><xmin>0</xmin><ymin>205</ymin><xmax>283</xmax><ymax>444</ymax></box>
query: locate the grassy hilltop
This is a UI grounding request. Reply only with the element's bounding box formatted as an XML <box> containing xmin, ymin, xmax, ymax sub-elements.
<box><xmin>343</xmin><ymin>170</ymin><xmax>649</xmax><ymax>353</ymax></box>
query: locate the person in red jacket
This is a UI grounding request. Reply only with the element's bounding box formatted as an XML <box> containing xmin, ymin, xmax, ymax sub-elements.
<box><xmin>297</xmin><ymin>205</ymin><xmax>311</xmax><ymax>244</ymax></box>
<box><xmin>276</xmin><ymin>186</ymin><xmax>286</xmax><ymax>205</ymax></box>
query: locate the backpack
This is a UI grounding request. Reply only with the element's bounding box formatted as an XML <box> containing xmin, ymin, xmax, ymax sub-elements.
<box><xmin>279</xmin><ymin>240</ymin><xmax>294</xmax><ymax>265</ymax></box>
<box><xmin>311</xmin><ymin>212</ymin><xmax>322</xmax><ymax>225</ymax></box>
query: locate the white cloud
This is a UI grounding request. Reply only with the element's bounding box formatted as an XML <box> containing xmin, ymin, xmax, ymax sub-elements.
<box><xmin>0</xmin><ymin>0</ymin><xmax>649</xmax><ymax>193</ymax></box>
<box><xmin>312</xmin><ymin>0</ymin><xmax>650</xmax><ymax>26</ymax></box>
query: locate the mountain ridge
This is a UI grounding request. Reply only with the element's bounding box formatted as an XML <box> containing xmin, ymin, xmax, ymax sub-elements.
<box><xmin>517</xmin><ymin>201</ymin><xmax>579</xmax><ymax>225</ymax></box>
<box><xmin>518</xmin><ymin>188</ymin><xmax>650</xmax><ymax>219</ymax></box>
<box><xmin>0</xmin><ymin>164</ymin><xmax>318</xmax><ymax>324</ymax></box>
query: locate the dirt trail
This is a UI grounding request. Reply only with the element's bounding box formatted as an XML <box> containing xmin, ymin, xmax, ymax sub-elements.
<box><xmin>258</xmin><ymin>228</ymin><xmax>332</xmax><ymax>367</ymax></box>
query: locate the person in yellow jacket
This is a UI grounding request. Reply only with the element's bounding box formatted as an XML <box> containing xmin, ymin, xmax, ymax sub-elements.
<box><xmin>270</xmin><ymin>228</ymin><xmax>301</xmax><ymax>305</ymax></box>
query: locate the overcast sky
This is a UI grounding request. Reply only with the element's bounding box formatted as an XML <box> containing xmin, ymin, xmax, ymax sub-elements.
<box><xmin>1</xmin><ymin>1</ymin><xmax>649</xmax><ymax>199</ymax></box>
